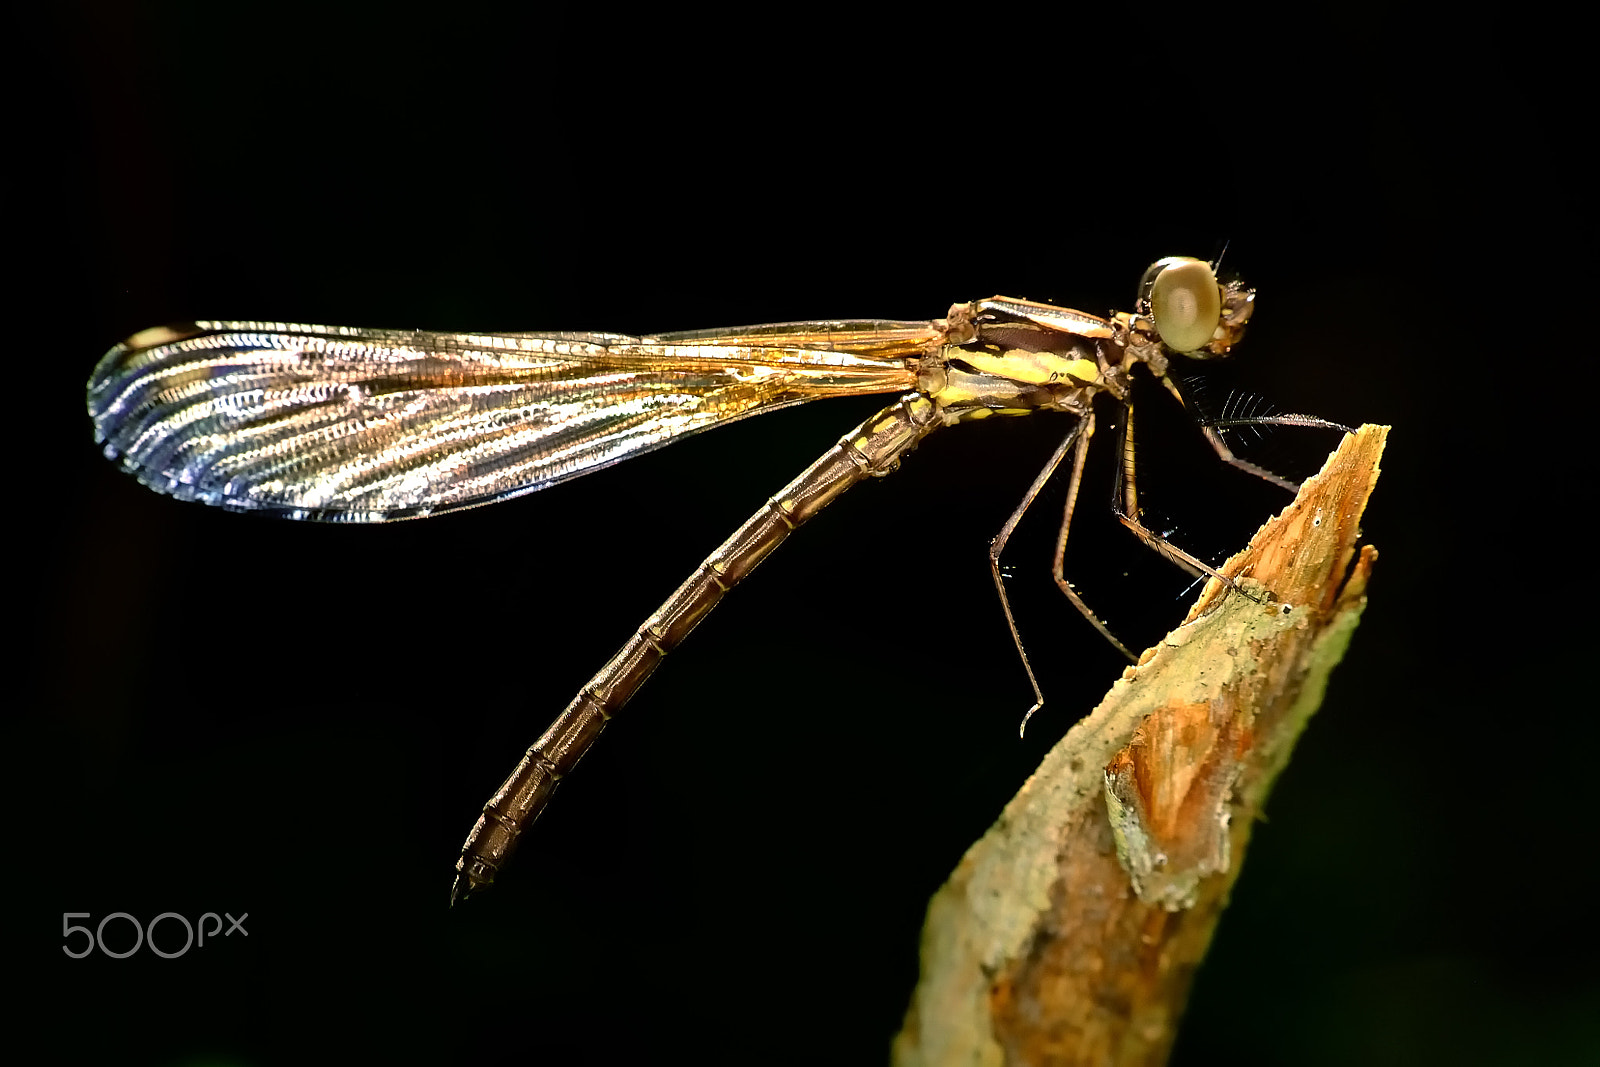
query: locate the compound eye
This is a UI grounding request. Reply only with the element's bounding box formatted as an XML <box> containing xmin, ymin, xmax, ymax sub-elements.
<box><xmin>1148</xmin><ymin>257</ymin><xmax>1222</xmax><ymax>353</ymax></box>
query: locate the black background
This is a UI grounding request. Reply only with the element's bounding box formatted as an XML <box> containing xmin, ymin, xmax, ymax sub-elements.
<box><xmin>20</xmin><ymin>3</ymin><xmax>1589</xmax><ymax>1065</ymax></box>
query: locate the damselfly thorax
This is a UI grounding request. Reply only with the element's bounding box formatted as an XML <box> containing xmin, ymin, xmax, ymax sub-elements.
<box><xmin>86</xmin><ymin>257</ymin><xmax>1348</xmax><ymax>903</ymax></box>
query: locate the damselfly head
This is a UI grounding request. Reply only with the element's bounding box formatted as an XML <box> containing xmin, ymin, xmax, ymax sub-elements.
<box><xmin>1135</xmin><ymin>257</ymin><xmax>1253</xmax><ymax>359</ymax></box>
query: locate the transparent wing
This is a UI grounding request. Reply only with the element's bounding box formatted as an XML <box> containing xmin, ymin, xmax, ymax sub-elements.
<box><xmin>87</xmin><ymin>320</ymin><xmax>924</xmax><ymax>521</ymax></box>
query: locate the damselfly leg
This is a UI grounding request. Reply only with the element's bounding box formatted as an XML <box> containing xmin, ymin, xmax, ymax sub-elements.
<box><xmin>997</xmin><ymin>376</ymin><xmax>1347</xmax><ymax>738</ymax></box>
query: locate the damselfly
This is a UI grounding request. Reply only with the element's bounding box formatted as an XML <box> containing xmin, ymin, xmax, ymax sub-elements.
<box><xmin>85</xmin><ymin>257</ymin><xmax>1347</xmax><ymax>904</ymax></box>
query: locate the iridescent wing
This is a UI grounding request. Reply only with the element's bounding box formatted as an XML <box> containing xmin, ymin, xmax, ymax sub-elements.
<box><xmin>87</xmin><ymin>320</ymin><xmax>929</xmax><ymax>521</ymax></box>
